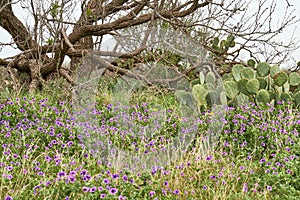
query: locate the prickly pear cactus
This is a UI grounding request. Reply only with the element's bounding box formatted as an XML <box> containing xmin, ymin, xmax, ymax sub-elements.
<box><xmin>205</xmin><ymin>71</ymin><xmax>216</xmax><ymax>85</ymax></box>
<box><xmin>199</xmin><ymin>72</ymin><xmax>205</xmax><ymax>85</ymax></box>
<box><xmin>222</xmin><ymin>73</ymin><xmax>233</xmax><ymax>81</ymax></box>
<box><xmin>246</xmin><ymin>79</ymin><xmax>260</xmax><ymax>94</ymax></box>
<box><xmin>294</xmin><ymin>91</ymin><xmax>300</xmax><ymax>106</ymax></box>
<box><xmin>220</xmin><ymin>61</ymin><xmax>299</xmax><ymax>108</ymax></box>
<box><xmin>279</xmin><ymin>92</ymin><xmax>292</xmax><ymax>102</ymax></box>
<box><xmin>205</xmin><ymin>91</ymin><xmax>220</xmax><ymax>106</ymax></box>
<box><xmin>274</xmin><ymin>72</ymin><xmax>288</xmax><ymax>86</ymax></box>
<box><xmin>257</xmin><ymin>77</ymin><xmax>267</xmax><ymax>90</ymax></box>
<box><xmin>256</xmin><ymin>89</ymin><xmax>270</xmax><ymax>104</ymax></box>
<box><xmin>220</xmin><ymin>91</ymin><xmax>227</xmax><ymax>105</ymax></box>
<box><xmin>223</xmin><ymin>81</ymin><xmax>239</xmax><ymax>99</ymax></box>
<box><xmin>241</xmin><ymin>67</ymin><xmax>255</xmax><ymax>79</ymax></box>
<box><xmin>235</xmin><ymin>93</ymin><xmax>250</xmax><ymax>106</ymax></box>
<box><xmin>270</xmin><ymin>65</ymin><xmax>280</xmax><ymax>78</ymax></box>
<box><xmin>289</xmin><ymin>72</ymin><xmax>300</xmax><ymax>86</ymax></box>
<box><xmin>192</xmin><ymin>84</ymin><xmax>208</xmax><ymax>106</ymax></box>
<box><xmin>257</xmin><ymin>62</ymin><xmax>270</xmax><ymax>77</ymax></box>
<box><xmin>237</xmin><ymin>79</ymin><xmax>250</xmax><ymax>95</ymax></box>
<box><xmin>175</xmin><ymin>90</ymin><xmax>198</xmax><ymax>116</ymax></box>
<box><xmin>247</xmin><ymin>59</ymin><xmax>256</xmax><ymax>68</ymax></box>
<box><xmin>232</xmin><ymin>64</ymin><xmax>245</xmax><ymax>81</ymax></box>
<box><xmin>175</xmin><ymin>90</ymin><xmax>196</xmax><ymax>107</ymax></box>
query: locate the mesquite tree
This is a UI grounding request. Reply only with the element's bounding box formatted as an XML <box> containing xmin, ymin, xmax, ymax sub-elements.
<box><xmin>0</xmin><ymin>0</ymin><xmax>298</xmax><ymax>93</ymax></box>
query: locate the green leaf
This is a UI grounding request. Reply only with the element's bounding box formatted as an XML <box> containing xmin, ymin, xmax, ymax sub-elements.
<box><xmin>86</xmin><ymin>9</ymin><xmax>93</xmax><ymax>16</ymax></box>
<box><xmin>247</xmin><ymin>59</ymin><xmax>256</xmax><ymax>68</ymax></box>
<box><xmin>47</xmin><ymin>38</ymin><xmax>54</xmax><ymax>45</ymax></box>
<box><xmin>257</xmin><ymin>62</ymin><xmax>270</xmax><ymax>77</ymax></box>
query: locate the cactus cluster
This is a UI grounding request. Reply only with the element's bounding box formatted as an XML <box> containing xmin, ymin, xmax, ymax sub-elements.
<box><xmin>176</xmin><ymin>65</ymin><xmax>226</xmax><ymax>112</ymax></box>
<box><xmin>177</xmin><ymin>61</ymin><xmax>300</xmax><ymax>110</ymax></box>
<box><xmin>220</xmin><ymin>61</ymin><xmax>300</xmax><ymax>107</ymax></box>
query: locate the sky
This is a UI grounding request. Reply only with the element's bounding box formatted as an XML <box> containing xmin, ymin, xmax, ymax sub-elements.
<box><xmin>0</xmin><ymin>0</ymin><xmax>299</xmax><ymax>69</ymax></box>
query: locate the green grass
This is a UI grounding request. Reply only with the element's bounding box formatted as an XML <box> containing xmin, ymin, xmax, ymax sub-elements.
<box><xmin>0</xmin><ymin>81</ymin><xmax>299</xmax><ymax>200</ymax></box>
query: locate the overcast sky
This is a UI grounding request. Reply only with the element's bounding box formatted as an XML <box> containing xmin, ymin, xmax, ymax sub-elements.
<box><xmin>0</xmin><ymin>0</ymin><xmax>299</xmax><ymax>69</ymax></box>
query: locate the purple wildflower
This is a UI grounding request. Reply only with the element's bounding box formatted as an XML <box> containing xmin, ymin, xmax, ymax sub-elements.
<box><xmin>57</xmin><ymin>171</ymin><xmax>66</xmax><ymax>177</ymax></box>
<box><xmin>103</xmin><ymin>178</ymin><xmax>110</xmax><ymax>184</ymax></box>
<box><xmin>173</xmin><ymin>190</ymin><xmax>180</xmax><ymax>195</ymax></box>
<box><xmin>82</xmin><ymin>187</ymin><xmax>89</xmax><ymax>193</ymax></box>
<box><xmin>149</xmin><ymin>191</ymin><xmax>155</xmax><ymax>197</ymax></box>
<box><xmin>109</xmin><ymin>188</ymin><xmax>118</xmax><ymax>195</ymax></box>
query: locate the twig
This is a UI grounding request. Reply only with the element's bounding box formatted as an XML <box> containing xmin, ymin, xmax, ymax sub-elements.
<box><xmin>59</xmin><ymin>68</ymin><xmax>75</xmax><ymax>84</ymax></box>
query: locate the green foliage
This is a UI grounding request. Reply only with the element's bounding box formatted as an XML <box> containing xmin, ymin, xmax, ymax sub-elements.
<box><xmin>192</xmin><ymin>84</ymin><xmax>208</xmax><ymax>106</ymax></box>
<box><xmin>50</xmin><ymin>3</ymin><xmax>60</xmax><ymax>19</ymax></box>
<box><xmin>237</xmin><ymin>78</ymin><xmax>250</xmax><ymax>95</ymax></box>
<box><xmin>280</xmin><ymin>92</ymin><xmax>292</xmax><ymax>102</ymax></box>
<box><xmin>205</xmin><ymin>71</ymin><xmax>216</xmax><ymax>85</ymax></box>
<box><xmin>86</xmin><ymin>9</ymin><xmax>93</xmax><ymax>16</ymax></box>
<box><xmin>289</xmin><ymin>72</ymin><xmax>300</xmax><ymax>86</ymax></box>
<box><xmin>223</xmin><ymin>81</ymin><xmax>238</xmax><ymax>99</ymax></box>
<box><xmin>246</xmin><ymin>79</ymin><xmax>259</xmax><ymax>94</ymax></box>
<box><xmin>256</xmin><ymin>89</ymin><xmax>270</xmax><ymax>103</ymax></box>
<box><xmin>46</xmin><ymin>38</ymin><xmax>54</xmax><ymax>45</ymax></box>
<box><xmin>274</xmin><ymin>71</ymin><xmax>288</xmax><ymax>86</ymax></box>
<box><xmin>294</xmin><ymin>91</ymin><xmax>300</xmax><ymax>106</ymax></box>
<box><xmin>270</xmin><ymin>65</ymin><xmax>280</xmax><ymax>78</ymax></box>
<box><xmin>232</xmin><ymin>64</ymin><xmax>245</xmax><ymax>81</ymax></box>
<box><xmin>222</xmin><ymin>73</ymin><xmax>233</xmax><ymax>81</ymax></box>
<box><xmin>1</xmin><ymin>92</ymin><xmax>299</xmax><ymax>199</ymax></box>
<box><xmin>241</xmin><ymin>67</ymin><xmax>255</xmax><ymax>79</ymax></box>
<box><xmin>257</xmin><ymin>77</ymin><xmax>267</xmax><ymax>90</ymax></box>
<box><xmin>247</xmin><ymin>59</ymin><xmax>256</xmax><ymax>68</ymax></box>
<box><xmin>257</xmin><ymin>62</ymin><xmax>270</xmax><ymax>77</ymax></box>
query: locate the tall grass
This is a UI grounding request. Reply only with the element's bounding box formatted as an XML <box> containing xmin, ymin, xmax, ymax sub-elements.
<box><xmin>0</xmin><ymin>81</ymin><xmax>299</xmax><ymax>199</ymax></box>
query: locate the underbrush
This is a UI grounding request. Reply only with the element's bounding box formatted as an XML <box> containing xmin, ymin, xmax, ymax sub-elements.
<box><xmin>0</xmin><ymin>92</ymin><xmax>299</xmax><ymax>199</ymax></box>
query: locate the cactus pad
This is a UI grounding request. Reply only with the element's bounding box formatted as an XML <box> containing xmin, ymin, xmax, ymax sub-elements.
<box><xmin>241</xmin><ymin>67</ymin><xmax>255</xmax><ymax>79</ymax></box>
<box><xmin>274</xmin><ymin>72</ymin><xmax>288</xmax><ymax>86</ymax></box>
<box><xmin>205</xmin><ymin>71</ymin><xmax>216</xmax><ymax>85</ymax></box>
<box><xmin>222</xmin><ymin>73</ymin><xmax>233</xmax><ymax>81</ymax></box>
<box><xmin>289</xmin><ymin>72</ymin><xmax>300</xmax><ymax>86</ymax></box>
<box><xmin>237</xmin><ymin>78</ymin><xmax>250</xmax><ymax>95</ymax></box>
<box><xmin>257</xmin><ymin>62</ymin><xmax>270</xmax><ymax>77</ymax></box>
<box><xmin>232</xmin><ymin>64</ymin><xmax>245</xmax><ymax>81</ymax></box>
<box><xmin>247</xmin><ymin>59</ymin><xmax>256</xmax><ymax>68</ymax></box>
<box><xmin>246</xmin><ymin>79</ymin><xmax>260</xmax><ymax>94</ymax></box>
<box><xmin>294</xmin><ymin>91</ymin><xmax>300</xmax><ymax>106</ymax></box>
<box><xmin>280</xmin><ymin>92</ymin><xmax>292</xmax><ymax>103</ymax></box>
<box><xmin>257</xmin><ymin>77</ymin><xmax>267</xmax><ymax>90</ymax></box>
<box><xmin>192</xmin><ymin>84</ymin><xmax>208</xmax><ymax>105</ymax></box>
<box><xmin>199</xmin><ymin>72</ymin><xmax>205</xmax><ymax>85</ymax></box>
<box><xmin>270</xmin><ymin>65</ymin><xmax>280</xmax><ymax>78</ymax></box>
<box><xmin>256</xmin><ymin>89</ymin><xmax>270</xmax><ymax>104</ymax></box>
<box><xmin>224</xmin><ymin>81</ymin><xmax>239</xmax><ymax>99</ymax></box>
